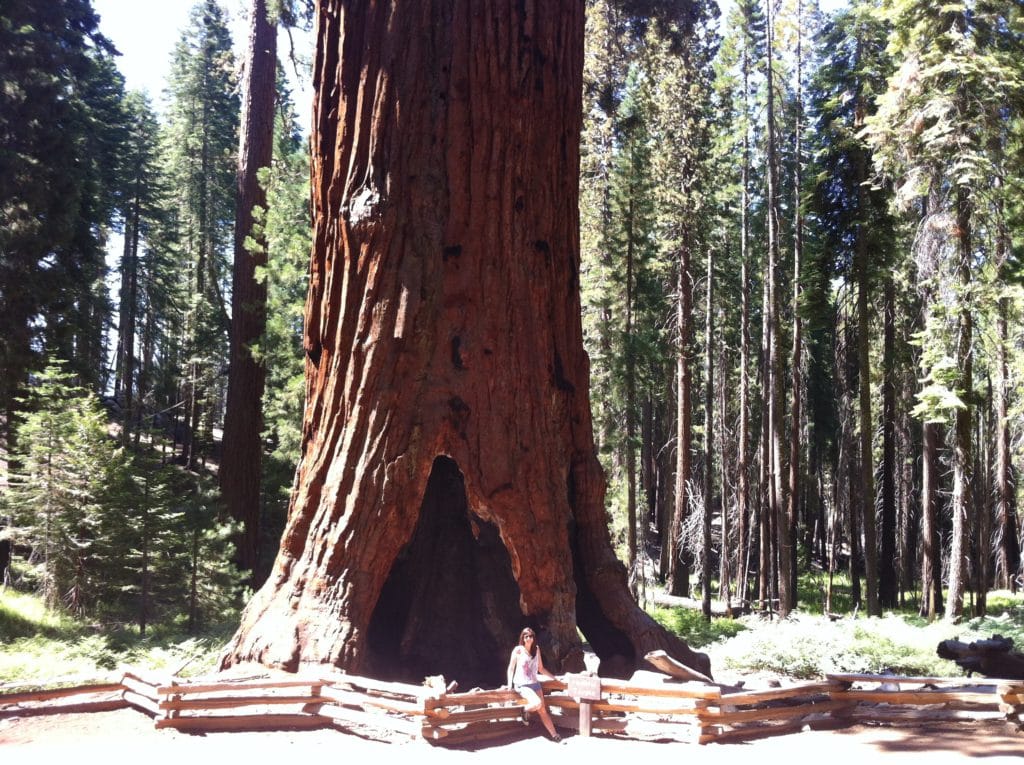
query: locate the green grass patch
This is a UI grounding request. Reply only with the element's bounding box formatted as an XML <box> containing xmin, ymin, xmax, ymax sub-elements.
<box><xmin>704</xmin><ymin>613</ymin><xmax>966</xmax><ymax>679</ymax></box>
<box><xmin>648</xmin><ymin>605</ymin><xmax>747</xmax><ymax>648</ymax></box>
<box><xmin>650</xmin><ymin>590</ymin><xmax>1024</xmax><ymax>680</ymax></box>
<box><xmin>0</xmin><ymin>590</ymin><xmax>236</xmax><ymax>689</ymax></box>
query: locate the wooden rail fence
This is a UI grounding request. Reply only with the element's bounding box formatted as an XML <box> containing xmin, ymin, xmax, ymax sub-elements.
<box><xmin>2</xmin><ymin>667</ymin><xmax>1021</xmax><ymax>745</ymax></box>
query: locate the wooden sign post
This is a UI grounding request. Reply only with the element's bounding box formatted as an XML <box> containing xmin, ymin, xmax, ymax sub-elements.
<box><xmin>566</xmin><ymin>673</ymin><xmax>602</xmax><ymax>737</ymax></box>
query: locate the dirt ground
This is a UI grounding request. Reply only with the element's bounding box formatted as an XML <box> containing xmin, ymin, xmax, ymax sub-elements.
<box><xmin>2</xmin><ymin>705</ymin><xmax>1022</xmax><ymax>763</ymax></box>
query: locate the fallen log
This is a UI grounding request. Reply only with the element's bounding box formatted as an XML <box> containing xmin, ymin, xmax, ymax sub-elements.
<box><xmin>937</xmin><ymin>635</ymin><xmax>1024</xmax><ymax>679</ymax></box>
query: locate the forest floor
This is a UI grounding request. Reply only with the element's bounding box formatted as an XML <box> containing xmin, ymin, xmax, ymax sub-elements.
<box><xmin>2</xmin><ymin>701</ymin><xmax>1022</xmax><ymax>762</ymax></box>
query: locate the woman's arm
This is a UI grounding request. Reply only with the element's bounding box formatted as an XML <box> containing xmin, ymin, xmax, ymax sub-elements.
<box><xmin>506</xmin><ymin>647</ymin><xmax>519</xmax><ymax>688</ymax></box>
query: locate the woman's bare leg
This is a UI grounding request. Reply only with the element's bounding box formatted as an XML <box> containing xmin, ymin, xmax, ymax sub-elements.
<box><xmin>535</xmin><ymin>697</ymin><xmax>558</xmax><ymax>739</ymax></box>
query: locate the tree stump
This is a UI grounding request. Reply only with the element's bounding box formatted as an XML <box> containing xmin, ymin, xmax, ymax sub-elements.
<box><xmin>937</xmin><ymin>635</ymin><xmax>1024</xmax><ymax>679</ymax></box>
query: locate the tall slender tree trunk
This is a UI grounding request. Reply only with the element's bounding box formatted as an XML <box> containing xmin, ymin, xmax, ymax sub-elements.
<box><xmin>222</xmin><ymin>0</ymin><xmax>709</xmax><ymax>684</ymax></box>
<box><xmin>735</xmin><ymin>37</ymin><xmax>752</xmax><ymax>609</ymax></box>
<box><xmin>992</xmin><ymin>149</ymin><xmax>1020</xmax><ymax>591</ymax></box>
<box><xmin>670</xmin><ymin>231</ymin><xmax>693</xmax><ymax>598</ymax></box>
<box><xmin>787</xmin><ymin>0</ymin><xmax>804</xmax><ymax>612</ymax></box>
<box><xmin>765</xmin><ymin>0</ymin><xmax>790</xmax><ymax>616</ymax></box>
<box><xmin>843</xmin><ymin>316</ymin><xmax>862</xmax><ymax>609</ymax></box>
<box><xmin>702</xmin><ymin>246</ymin><xmax>714</xmax><ymax>620</ymax></box>
<box><xmin>625</xmin><ymin>206</ymin><xmax>638</xmax><ymax>592</ymax></box>
<box><xmin>717</xmin><ymin>321</ymin><xmax>731</xmax><ymax>611</ymax></box>
<box><xmin>853</xmin><ymin>134</ymin><xmax>879</xmax><ymax>617</ymax></box>
<box><xmin>222</xmin><ymin>0</ymin><xmax>278</xmax><ymax>581</ymax></box>
<box><xmin>946</xmin><ymin>186</ymin><xmax>973</xmax><ymax>621</ymax></box>
<box><xmin>879</xmin><ymin>273</ymin><xmax>897</xmax><ymax>607</ymax></box>
<box><xmin>996</xmin><ymin>294</ymin><xmax>1020</xmax><ymax>591</ymax></box>
<box><xmin>921</xmin><ymin>419</ymin><xmax>943</xmax><ymax>620</ymax></box>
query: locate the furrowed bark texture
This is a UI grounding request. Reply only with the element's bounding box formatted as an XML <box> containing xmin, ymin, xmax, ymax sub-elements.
<box><xmin>221</xmin><ymin>0</ymin><xmax>709</xmax><ymax>686</ymax></box>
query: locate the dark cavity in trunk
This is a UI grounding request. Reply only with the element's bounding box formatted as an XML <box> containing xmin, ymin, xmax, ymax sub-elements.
<box><xmin>366</xmin><ymin>456</ymin><xmax>523</xmax><ymax>687</ymax></box>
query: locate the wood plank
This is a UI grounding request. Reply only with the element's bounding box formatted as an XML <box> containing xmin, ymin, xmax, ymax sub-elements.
<box><xmin>154</xmin><ymin>678</ymin><xmax>322</xmax><ymax>696</ymax></box>
<box><xmin>550</xmin><ymin>711</ymin><xmax>629</xmax><ymax>734</ymax></box>
<box><xmin>321</xmin><ymin>672</ymin><xmax>427</xmax><ymax>699</ymax></box>
<box><xmin>437</xmin><ymin>688</ymin><xmax>523</xmax><ymax>705</ymax></box>
<box><xmin>826</xmin><ymin>673</ymin><xmax>1004</xmax><ymax>687</ymax></box>
<box><xmin>122</xmin><ymin>688</ymin><xmax>162</xmax><ymax>716</ymax></box>
<box><xmin>644</xmin><ymin>650</ymin><xmax>716</xmax><ymax>684</ymax></box>
<box><xmin>0</xmin><ymin>682</ymin><xmax>124</xmax><ymax>705</ymax></box>
<box><xmin>121</xmin><ymin>674</ymin><xmax>159</xmax><ymax>701</ymax></box>
<box><xmin>996</xmin><ymin>683</ymin><xmax>1024</xmax><ymax>696</ymax></box>
<box><xmin>545</xmin><ymin>695</ymin><xmax>706</xmax><ymax>716</ymax></box>
<box><xmin>698</xmin><ymin>698</ymin><xmax>848</xmax><ymax>725</ymax></box>
<box><xmin>430</xmin><ymin>705</ymin><xmax>525</xmax><ymax>726</ymax></box>
<box><xmin>835</xmin><ymin>689</ymin><xmax>997</xmax><ymax>706</ymax></box>
<box><xmin>0</xmin><ymin>697</ymin><xmax>127</xmax><ymax>719</ymax></box>
<box><xmin>709</xmin><ymin>721</ymin><xmax>808</xmax><ymax>743</ymax></box>
<box><xmin>317</xmin><ymin>702</ymin><xmax>421</xmax><ymax>736</ymax></box>
<box><xmin>598</xmin><ymin>676</ymin><xmax>722</xmax><ymax>700</ymax></box>
<box><xmin>122</xmin><ymin>670</ymin><xmax>171</xmax><ymax>689</ymax></box>
<box><xmin>159</xmin><ymin>694</ymin><xmax>321</xmax><ymax>711</ymax></box>
<box><xmin>718</xmin><ymin>681</ymin><xmax>842</xmax><ymax>706</ymax></box>
<box><xmin>320</xmin><ymin>687</ymin><xmax>427</xmax><ymax>716</ymax></box>
<box><xmin>155</xmin><ymin>713</ymin><xmax>325</xmax><ymax>732</ymax></box>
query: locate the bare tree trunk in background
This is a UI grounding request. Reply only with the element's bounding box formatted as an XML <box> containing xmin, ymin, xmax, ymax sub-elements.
<box><xmin>765</xmin><ymin>0</ymin><xmax>790</xmax><ymax>617</ymax></box>
<box><xmin>221</xmin><ymin>0</ymin><xmax>278</xmax><ymax>581</ymax></box>
<box><xmin>879</xmin><ymin>273</ymin><xmax>897</xmax><ymax>607</ymax></box>
<box><xmin>785</xmin><ymin>0</ymin><xmax>804</xmax><ymax>616</ymax></box>
<box><xmin>669</xmin><ymin>229</ymin><xmax>694</xmax><ymax>599</ymax></box>
<box><xmin>221</xmin><ymin>0</ymin><xmax>709</xmax><ymax>685</ymax></box>
<box><xmin>921</xmin><ymin>420</ymin><xmax>943</xmax><ymax>620</ymax></box>
<box><xmin>702</xmin><ymin>246</ymin><xmax>714</xmax><ymax>620</ymax></box>
<box><xmin>946</xmin><ymin>186</ymin><xmax>973</xmax><ymax>621</ymax></box>
<box><xmin>992</xmin><ymin>140</ymin><xmax>1020</xmax><ymax>592</ymax></box>
<box><xmin>735</xmin><ymin>13</ymin><xmax>752</xmax><ymax>611</ymax></box>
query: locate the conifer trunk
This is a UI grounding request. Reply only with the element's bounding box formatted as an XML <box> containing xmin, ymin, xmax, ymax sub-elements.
<box><xmin>946</xmin><ymin>185</ymin><xmax>973</xmax><ymax>621</ymax></box>
<box><xmin>222</xmin><ymin>0</ymin><xmax>709</xmax><ymax>684</ymax></box>
<box><xmin>222</xmin><ymin>0</ymin><xmax>278</xmax><ymax>579</ymax></box>
<box><xmin>853</xmin><ymin>115</ymin><xmax>879</xmax><ymax>617</ymax></box>
<box><xmin>702</xmin><ymin>247</ymin><xmax>714</xmax><ymax>620</ymax></box>
<box><xmin>669</xmin><ymin>231</ymin><xmax>694</xmax><ymax>598</ymax></box>
<box><xmin>879</xmin><ymin>274</ymin><xmax>897</xmax><ymax>607</ymax></box>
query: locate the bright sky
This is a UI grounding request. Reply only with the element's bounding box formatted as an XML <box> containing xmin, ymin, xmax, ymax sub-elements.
<box><xmin>92</xmin><ymin>0</ymin><xmax>313</xmax><ymax>123</ymax></box>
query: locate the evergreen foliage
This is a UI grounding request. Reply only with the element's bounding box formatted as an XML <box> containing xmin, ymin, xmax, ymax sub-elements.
<box><xmin>3</xmin><ymin>0</ymin><xmax>1024</xmax><ymax>646</ymax></box>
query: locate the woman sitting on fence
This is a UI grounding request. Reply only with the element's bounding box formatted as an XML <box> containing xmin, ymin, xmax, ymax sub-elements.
<box><xmin>505</xmin><ymin>627</ymin><xmax>561</xmax><ymax>742</ymax></box>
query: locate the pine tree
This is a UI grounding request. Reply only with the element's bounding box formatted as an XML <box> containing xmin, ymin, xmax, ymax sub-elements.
<box><xmin>222</xmin><ymin>0</ymin><xmax>280</xmax><ymax>580</ymax></box>
<box><xmin>6</xmin><ymin>363</ymin><xmax>119</xmax><ymax>613</ymax></box>
<box><xmin>0</xmin><ymin>1</ymin><xmax>127</xmax><ymax>453</ymax></box>
<box><xmin>866</xmin><ymin>0</ymin><xmax>1024</xmax><ymax>620</ymax></box>
<box><xmin>164</xmin><ymin>0</ymin><xmax>240</xmax><ymax>470</ymax></box>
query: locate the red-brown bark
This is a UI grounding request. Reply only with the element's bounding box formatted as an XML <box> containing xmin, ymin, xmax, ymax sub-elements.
<box><xmin>222</xmin><ymin>0</ymin><xmax>278</xmax><ymax>578</ymax></box>
<box><xmin>221</xmin><ymin>0</ymin><xmax>709</xmax><ymax>686</ymax></box>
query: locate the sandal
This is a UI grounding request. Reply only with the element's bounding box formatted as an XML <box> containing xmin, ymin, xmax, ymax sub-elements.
<box><xmin>551</xmin><ymin>733</ymin><xmax>562</xmax><ymax>743</ymax></box>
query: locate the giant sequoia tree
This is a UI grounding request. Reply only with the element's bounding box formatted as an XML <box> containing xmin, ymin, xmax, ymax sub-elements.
<box><xmin>221</xmin><ymin>1</ymin><xmax>708</xmax><ymax>685</ymax></box>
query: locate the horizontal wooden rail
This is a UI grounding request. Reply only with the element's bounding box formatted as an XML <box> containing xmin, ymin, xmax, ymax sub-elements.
<box><xmin>1</xmin><ymin>667</ymin><xmax>1017</xmax><ymax>746</ymax></box>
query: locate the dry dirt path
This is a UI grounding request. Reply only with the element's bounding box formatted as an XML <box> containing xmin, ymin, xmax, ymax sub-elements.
<box><xmin>1</xmin><ymin>708</ymin><xmax>1021</xmax><ymax>764</ymax></box>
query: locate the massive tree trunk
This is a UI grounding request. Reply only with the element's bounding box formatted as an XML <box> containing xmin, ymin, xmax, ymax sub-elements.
<box><xmin>221</xmin><ymin>0</ymin><xmax>278</xmax><ymax>579</ymax></box>
<box><xmin>221</xmin><ymin>0</ymin><xmax>709</xmax><ymax>686</ymax></box>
